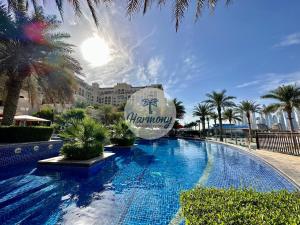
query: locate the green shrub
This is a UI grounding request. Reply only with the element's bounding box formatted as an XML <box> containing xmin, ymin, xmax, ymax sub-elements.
<box><xmin>0</xmin><ymin>126</ymin><xmax>53</xmax><ymax>143</ymax></box>
<box><xmin>180</xmin><ymin>187</ymin><xmax>300</xmax><ymax>225</ymax></box>
<box><xmin>53</xmin><ymin>108</ymin><xmax>86</xmax><ymax>133</ymax></box>
<box><xmin>61</xmin><ymin>108</ymin><xmax>86</xmax><ymax>121</ymax></box>
<box><xmin>110</xmin><ymin>137</ymin><xmax>135</xmax><ymax>146</ymax></box>
<box><xmin>59</xmin><ymin>117</ymin><xmax>108</xmax><ymax>160</ymax></box>
<box><xmin>110</xmin><ymin>120</ymin><xmax>136</xmax><ymax>146</ymax></box>
<box><xmin>33</xmin><ymin>107</ymin><xmax>54</xmax><ymax>122</ymax></box>
<box><xmin>61</xmin><ymin>142</ymin><xmax>103</xmax><ymax>160</ymax></box>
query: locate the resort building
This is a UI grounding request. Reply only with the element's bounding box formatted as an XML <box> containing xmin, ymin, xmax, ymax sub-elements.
<box><xmin>74</xmin><ymin>78</ymin><xmax>163</xmax><ymax>106</ymax></box>
<box><xmin>0</xmin><ymin>77</ymin><xmax>163</xmax><ymax>115</ymax></box>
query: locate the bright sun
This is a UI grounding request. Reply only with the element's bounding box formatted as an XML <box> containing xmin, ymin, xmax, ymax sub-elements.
<box><xmin>80</xmin><ymin>35</ymin><xmax>112</xmax><ymax>67</ymax></box>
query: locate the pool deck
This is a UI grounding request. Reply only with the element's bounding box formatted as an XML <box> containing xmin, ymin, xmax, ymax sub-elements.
<box><xmin>206</xmin><ymin>139</ymin><xmax>300</xmax><ymax>190</ymax></box>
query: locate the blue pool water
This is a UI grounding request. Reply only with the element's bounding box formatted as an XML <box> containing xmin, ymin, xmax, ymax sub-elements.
<box><xmin>0</xmin><ymin>139</ymin><xmax>296</xmax><ymax>225</ymax></box>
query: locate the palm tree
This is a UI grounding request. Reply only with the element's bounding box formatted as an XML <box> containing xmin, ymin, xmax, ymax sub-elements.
<box><xmin>190</xmin><ymin>121</ymin><xmax>198</xmax><ymax>130</ymax></box>
<box><xmin>5</xmin><ymin>0</ymin><xmax>231</xmax><ymax>31</ymax></box>
<box><xmin>204</xmin><ymin>90</ymin><xmax>236</xmax><ymax>141</ymax></box>
<box><xmin>261</xmin><ymin>85</ymin><xmax>300</xmax><ymax>132</ymax></box>
<box><xmin>206</xmin><ymin>116</ymin><xmax>211</xmax><ymax>129</ymax></box>
<box><xmin>237</xmin><ymin>100</ymin><xmax>260</xmax><ymax>142</ymax></box>
<box><xmin>223</xmin><ymin>108</ymin><xmax>241</xmax><ymax>139</ymax></box>
<box><xmin>173</xmin><ymin>98</ymin><xmax>186</xmax><ymax>119</ymax></box>
<box><xmin>260</xmin><ymin>105</ymin><xmax>276</xmax><ymax>128</ymax></box>
<box><xmin>193</xmin><ymin>103</ymin><xmax>212</xmax><ymax>133</ymax></box>
<box><xmin>0</xmin><ymin>5</ymin><xmax>81</xmax><ymax>125</ymax></box>
<box><xmin>210</xmin><ymin>112</ymin><xmax>218</xmax><ymax>126</ymax></box>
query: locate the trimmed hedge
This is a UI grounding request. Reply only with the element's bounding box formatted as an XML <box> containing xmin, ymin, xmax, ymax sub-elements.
<box><xmin>61</xmin><ymin>143</ymin><xmax>103</xmax><ymax>160</ymax></box>
<box><xmin>0</xmin><ymin>126</ymin><xmax>53</xmax><ymax>143</ymax></box>
<box><xmin>180</xmin><ymin>187</ymin><xmax>300</xmax><ymax>225</ymax></box>
<box><xmin>111</xmin><ymin>137</ymin><xmax>135</xmax><ymax>147</ymax></box>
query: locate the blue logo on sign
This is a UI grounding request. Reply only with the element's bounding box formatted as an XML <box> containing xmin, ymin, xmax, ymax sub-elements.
<box><xmin>142</xmin><ymin>98</ymin><xmax>158</xmax><ymax>114</ymax></box>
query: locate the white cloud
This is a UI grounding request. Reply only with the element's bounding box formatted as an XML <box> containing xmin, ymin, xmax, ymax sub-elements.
<box><xmin>147</xmin><ymin>57</ymin><xmax>163</xmax><ymax>80</ymax></box>
<box><xmin>259</xmin><ymin>71</ymin><xmax>300</xmax><ymax>92</ymax></box>
<box><xmin>274</xmin><ymin>32</ymin><xmax>300</xmax><ymax>47</ymax></box>
<box><xmin>236</xmin><ymin>80</ymin><xmax>260</xmax><ymax>88</ymax></box>
<box><xmin>238</xmin><ymin>71</ymin><xmax>300</xmax><ymax>93</ymax></box>
<box><xmin>134</xmin><ymin>56</ymin><xmax>164</xmax><ymax>85</ymax></box>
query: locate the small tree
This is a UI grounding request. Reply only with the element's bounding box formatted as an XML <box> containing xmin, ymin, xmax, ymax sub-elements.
<box><xmin>110</xmin><ymin>120</ymin><xmax>136</xmax><ymax>146</ymax></box>
<box><xmin>0</xmin><ymin>5</ymin><xmax>81</xmax><ymax>125</ymax></box>
<box><xmin>237</xmin><ymin>101</ymin><xmax>260</xmax><ymax>143</ymax></box>
<box><xmin>173</xmin><ymin>98</ymin><xmax>186</xmax><ymax>119</ymax></box>
<box><xmin>33</xmin><ymin>107</ymin><xmax>54</xmax><ymax>122</ymax></box>
<box><xmin>223</xmin><ymin>108</ymin><xmax>241</xmax><ymax>139</ymax></box>
<box><xmin>261</xmin><ymin>84</ymin><xmax>300</xmax><ymax>132</ymax></box>
<box><xmin>204</xmin><ymin>90</ymin><xmax>236</xmax><ymax>142</ymax></box>
<box><xmin>60</xmin><ymin>117</ymin><xmax>108</xmax><ymax>160</ymax></box>
<box><xmin>193</xmin><ymin>103</ymin><xmax>212</xmax><ymax>134</ymax></box>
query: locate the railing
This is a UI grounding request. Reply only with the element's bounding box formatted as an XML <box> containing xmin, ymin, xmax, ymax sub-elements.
<box><xmin>256</xmin><ymin>132</ymin><xmax>300</xmax><ymax>156</ymax></box>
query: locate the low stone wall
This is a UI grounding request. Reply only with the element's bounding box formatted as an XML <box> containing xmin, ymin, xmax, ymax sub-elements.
<box><xmin>0</xmin><ymin>140</ymin><xmax>63</xmax><ymax>167</ymax></box>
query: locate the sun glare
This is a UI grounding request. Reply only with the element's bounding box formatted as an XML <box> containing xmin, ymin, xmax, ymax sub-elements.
<box><xmin>80</xmin><ymin>35</ymin><xmax>112</xmax><ymax>67</ymax></box>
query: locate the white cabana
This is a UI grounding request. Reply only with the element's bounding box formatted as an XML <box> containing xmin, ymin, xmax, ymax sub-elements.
<box><xmin>0</xmin><ymin>115</ymin><xmax>51</xmax><ymax>126</ymax></box>
<box><xmin>14</xmin><ymin>115</ymin><xmax>50</xmax><ymax>122</ymax></box>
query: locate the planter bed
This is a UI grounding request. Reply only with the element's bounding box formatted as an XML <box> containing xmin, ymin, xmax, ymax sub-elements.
<box><xmin>105</xmin><ymin>144</ymin><xmax>135</xmax><ymax>152</ymax></box>
<box><xmin>38</xmin><ymin>152</ymin><xmax>115</xmax><ymax>175</ymax></box>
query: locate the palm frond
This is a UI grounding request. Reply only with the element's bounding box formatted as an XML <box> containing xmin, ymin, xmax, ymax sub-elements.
<box><xmin>174</xmin><ymin>0</ymin><xmax>189</xmax><ymax>31</ymax></box>
<box><xmin>195</xmin><ymin>0</ymin><xmax>205</xmax><ymax>20</ymax></box>
<box><xmin>143</xmin><ymin>0</ymin><xmax>151</xmax><ymax>14</ymax></box>
<box><xmin>127</xmin><ymin>0</ymin><xmax>141</xmax><ymax>16</ymax></box>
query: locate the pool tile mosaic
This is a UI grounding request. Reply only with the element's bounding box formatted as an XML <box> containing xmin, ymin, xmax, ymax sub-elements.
<box><xmin>0</xmin><ymin>139</ymin><xmax>296</xmax><ymax>225</ymax></box>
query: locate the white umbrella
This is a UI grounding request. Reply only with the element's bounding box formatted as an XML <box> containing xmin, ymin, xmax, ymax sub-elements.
<box><xmin>14</xmin><ymin>115</ymin><xmax>50</xmax><ymax>122</ymax></box>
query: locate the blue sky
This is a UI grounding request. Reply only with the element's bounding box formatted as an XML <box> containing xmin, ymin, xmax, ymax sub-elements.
<box><xmin>52</xmin><ymin>0</ymin><xmax>300</xmax><ymax>123</ymax></box>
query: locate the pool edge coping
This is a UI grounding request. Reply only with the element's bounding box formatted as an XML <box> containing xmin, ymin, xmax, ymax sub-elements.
<box><xmin>204</xmin><ymin>139</ymin><xmax>300</xmax><ymax>191</ymax></box>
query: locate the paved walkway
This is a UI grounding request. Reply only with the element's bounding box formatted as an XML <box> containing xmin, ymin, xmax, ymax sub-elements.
<box><xmin>207</xmin><ymin>139</ymin><xmax>300</xmax><ymax>189</ymax></box>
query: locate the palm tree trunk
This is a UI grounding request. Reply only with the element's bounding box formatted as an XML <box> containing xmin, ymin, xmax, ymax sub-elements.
<box><xmin>287</xmin><ymin>111</ymin><xmax>294</xmax><ymax>132</ymax></box>
<box><xmin>2</xmin><ymin>77</ymin><xmax>24</xmax><ymax>126</ymax></box>
<box><xmin>201</xmin><ymin>118</ymin><xmax>205</xmax><ymax>131</ymax></box>
<box><xmin>218</xmin><ymin>107</ymin><xmax>223</xmax><ymax>142</ymax></box>
<box><xmin>201</xmin><ymin>117</ymin><xmax>205</xmax><ymax>137</ymax></box>
<box><xmin>229</xmin><ymin>119</ymin><xmax>233</xmax><ymax>139</ymax></box>
<box><xmin>247</xmin><ymin>115</ymin><xmax>252</xmax><ymax>143</ymax></box>
<box><xmin>287</xmin><ymin>110</ymin><xmax>297</xmax><ymax>149</ymax></box>
<box><xmin>207</xmin><ymin>118</ymin><xmax>210</xmax><ymax>129</ymax></box>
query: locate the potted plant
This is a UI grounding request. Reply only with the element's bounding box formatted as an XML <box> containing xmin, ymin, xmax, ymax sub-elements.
<box><xmin>110</xmin><ymin>120</ymin><xmax>136</xmax><ymax>147</ymax></box>
<box><xmin>60</xmin><ymin>117</ymin><xmax>108</xmax><ymax>160</ymax></box>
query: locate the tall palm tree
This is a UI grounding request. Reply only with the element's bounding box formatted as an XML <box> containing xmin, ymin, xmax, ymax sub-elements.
<box><xmin>204</xmin><ymin>90</ymin><xmax>236</xmax><ymax>141</ymax></box>
<box><xmin>0</xmin><ymin>5</ymin><xmax>81</xmax><ymax>125</ymax></box>
<box><xmin>210</xmin><ymin>112</ymin><xmax>218</xmax><ymax>126</ymax></box>
<box><xmin>5</xmin><ymin>0</ymin><xmax>231</xmax><ymax>31</ymax></box>
<box><xmin>173</xmin><ymin>98</ymin><xmax>186</xmax><ymax>119</ymax></box>
<box><xmin>206</xmin><ymin>115</ymin><xmax>211</xmax><ymax>129</ymax></box>
<box><xmin>261</xmin><ymin>84</ymin><xmax>300</xmax><ymax>132</ymax></box>
<box><xmin>192</xmin><ymin>103</ymin><xmax>212</xmax><ymax>133</ymax></box>
<box><xmin>237</xmin><ymin>100</ymin><xmax>260</xmax><ymax>142</ymax></box>
<box><xmin>260</xmin><ymin>105</ymin><xmax>276</xmax><ymax>128</ymax></box>
<box><xmin>223</xmin><ymin>108</ymin><xmax>241</xmax><ymax>139</ymax></box>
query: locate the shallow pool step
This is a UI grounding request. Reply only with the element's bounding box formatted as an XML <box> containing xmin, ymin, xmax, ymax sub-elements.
<box><xmin>0</xmin><ymin>176</ymin><xmax>53</xmax><ymax>208</ymax></box>
<box><xmin>3</xmin><ymin>191</ymin><xmax>60</xmax><ymax>225</ymax></box>
<box><xmin>0</xmin><ymin>175</ymin><xmax>36</xmax><ymax>197</ymax></box>
<box><xmin>0</xmin><ymin>183</ymin><xmax>58</xmax><ymax>223</ymax></box>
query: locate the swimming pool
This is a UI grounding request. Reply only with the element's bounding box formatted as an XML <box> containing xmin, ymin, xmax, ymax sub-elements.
<box><xmin>0</xmin><ymin>139</ymin><xmax>296</xmax><ymax>225</ymax></box>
